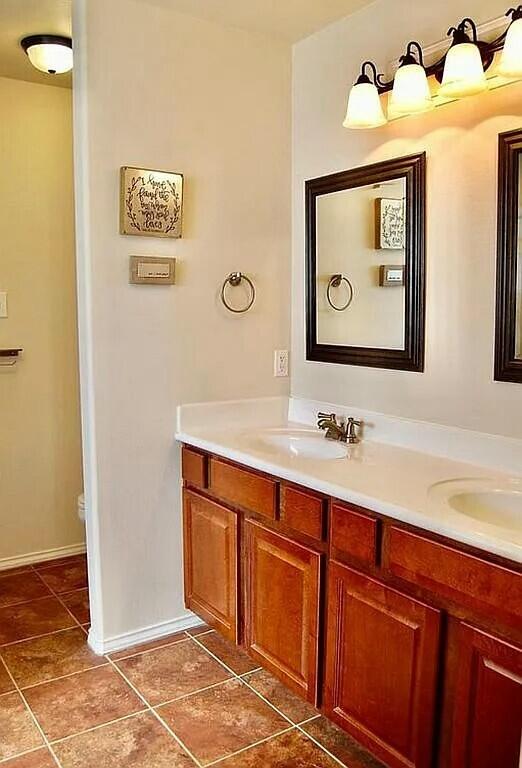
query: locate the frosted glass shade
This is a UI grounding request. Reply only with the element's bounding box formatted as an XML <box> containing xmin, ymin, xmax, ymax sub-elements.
<box><xmin>26</xmin><ymin>42</ymin><xmax>73</xmax><ymax>74</ymax></box>
<box><xmin>498</xmin><ymin>17</ymin><xmax>522</xmax><ymax>78</ymax></box>
<box><xmin>440</xmin><ymin>42</ymin><xmax>487</xmax><ymax>98</ymax></box>
<box><xmin>390</xmin><ymin>63</ymin><xmax>433</xmax><ymax>115</ymax></box>
<box><xmin>343</xmin><ymin>82</ymin><xmax>387</xmax><ymax>129</ymax></box>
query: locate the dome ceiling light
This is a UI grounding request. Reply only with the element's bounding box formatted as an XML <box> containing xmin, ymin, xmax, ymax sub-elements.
<box><xmin>344</xmin><ymin>8</ymin><xmax>522</xmax><ymax>129</ymax></box>
<box><xmin>21</xmin><ymin>35</ymin><xmax>73</xmax><ymax>75</ymax></box>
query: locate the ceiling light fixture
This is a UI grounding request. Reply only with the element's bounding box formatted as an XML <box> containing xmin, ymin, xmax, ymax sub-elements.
<box><xmin>21</xmin><ymin>35</ymin><xmax>73</xmax><ymax>75</ymax></box>
<box><xmin>344</xmin><ymin>8</ymin><xmax>522</xmax><ymax>129</ymax></box>
<box><xmin>343</xmin><ymin>61</ymin><xmax>388</xmax><ymax>129</ymax></box>
<box><xmin>390</xmin><ymin>41</ymin><xmax>433</xmax><ymax>116</ymax></box>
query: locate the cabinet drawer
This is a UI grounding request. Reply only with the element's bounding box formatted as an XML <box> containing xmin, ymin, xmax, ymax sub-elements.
<box><xmin>182</xmin><ymin>447</ymin><xmax>208</xmax><ymax>489</ymax></box>
<box><xmin>330</xmin><ymin>502</ymin><xmax>378</xmax><ymax>566</ymax></box>
<box><xmin>209</xmin><ymin>458</ymin><xmax>277</xmax><ymax>520</ymax></box>
<box><xmin>280</xmin><ymin>485</ymin><xmax>326</xmax><ymax>542</ymax></box>
<box><xmin>386</xmin><ymin>527</ymin><xmax>522</xmax><ymax>630</ymax></box>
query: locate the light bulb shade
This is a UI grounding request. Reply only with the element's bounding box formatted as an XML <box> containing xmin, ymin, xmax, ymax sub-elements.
<box><xmin>343</xmin><ymin>81</ymin><xmax>387</xmax><ymax>129</ymax></box>
<box><xmin>390</xmin><ymin>63</ymin><xmax>433</xmax><ymax>115</ymax></box>
<box><xmin>21</xmin><ymin>36</ymin><xmax>73</xmax><ymax>74</ymax></box>
<box><xmin>440</xmin><ymin>42</ymin><xmax>487</xmax><ymax>97</ymax></box>
<box><xmin>498</xmin><ymin>17</ymin><xmax>522</xmax><ymax>78</ymax></box>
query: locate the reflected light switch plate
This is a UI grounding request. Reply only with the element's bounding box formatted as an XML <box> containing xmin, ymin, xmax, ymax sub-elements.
<box><xmin>0</xmin><ymin>291</ymin><xmax>7</xmax><ymax>318</ymax></box>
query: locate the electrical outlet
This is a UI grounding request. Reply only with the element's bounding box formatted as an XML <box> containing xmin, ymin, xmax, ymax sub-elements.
<box><xmin>0</xmin><ymin>292</ymin><xmax>7</xmax><ymax>319</ymax></box>
<box><xmin>274</xmin><ymin>349</ymin><xmax>289</xmax><ymax>377</ymax></box>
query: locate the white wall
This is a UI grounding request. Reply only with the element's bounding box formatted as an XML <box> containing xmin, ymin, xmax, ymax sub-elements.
<box><xmin>293</xmin><ymin>0</ymin><xmax>522</xmax><ymax>439</ymax></box>
<box><xmin>0</xmin><ymin>76</ymin><xmax>83</xmax><ymax>564</ymax></box>
<box><xmin>74</xmin><ymin>0</ymin><xmax>291</xmax><ymax>645</ymax></box>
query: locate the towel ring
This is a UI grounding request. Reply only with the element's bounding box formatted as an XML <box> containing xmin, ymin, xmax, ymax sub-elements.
<box><xmin>327</xmin><ymin>274</ymin><xmax>354</xmax><ymax>312</ymax></box>
<box><xmin>221</xmin><ymin>272</ymin><xmax>256</xmax><ymax>314</ymax></box>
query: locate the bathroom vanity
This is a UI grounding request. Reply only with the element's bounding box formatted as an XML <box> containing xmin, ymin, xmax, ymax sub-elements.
<box><xmin>178</xmin><ymin>427</ymin><xmax>522</xmax><ymax>768</ymax></box>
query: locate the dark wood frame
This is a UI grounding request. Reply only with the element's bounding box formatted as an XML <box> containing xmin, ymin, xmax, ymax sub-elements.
<box><xmin>494</xmin><ymin>128</ymin><xmax>522</xmax><ymax>384</ymax></box>
<box><xmin>306</xmin><ymin>153</ymin><xmax>426</xmax><ymax>371</ymax></box>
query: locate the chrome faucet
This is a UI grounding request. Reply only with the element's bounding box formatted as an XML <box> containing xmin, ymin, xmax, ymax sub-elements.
<box><xmin>317</xmin><ymin>412</ymin><xmax>362</xmax><ymax>444</ymax></box>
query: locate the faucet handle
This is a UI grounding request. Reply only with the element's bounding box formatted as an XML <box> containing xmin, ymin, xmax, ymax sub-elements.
<box><xmin>346</xmin><ymin>417</ymin><xmax>363</xmax><ymax>443</ymax></box>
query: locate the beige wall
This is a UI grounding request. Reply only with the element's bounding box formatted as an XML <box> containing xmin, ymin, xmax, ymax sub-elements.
<box><xmin>293</xmin><ymin>0</ymin><xmax>522</xmax><ymax>439</ymax></box>
<box><xmin>0</xmin><ymin>76</ymin><xmax>84</xmax><ymax>562</ymax></box>
<box><xmin>74</xmin><ymin>0</ymin><xmax>291</xmax><ymax>644</ymax></box>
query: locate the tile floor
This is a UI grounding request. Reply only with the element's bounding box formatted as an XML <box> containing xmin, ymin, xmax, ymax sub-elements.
<box><xmin>0</xmin><ymin>555</ymin><xmax>386</xmax><ymax>767</ymax></box>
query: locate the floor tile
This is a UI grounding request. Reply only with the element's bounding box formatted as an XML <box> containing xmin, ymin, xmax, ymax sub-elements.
<box><xmin>303</xmin><ymin>716</ymin><xmax>387</xmax><ymax>767</ymax></box>
<box><xmin>218</xmin><ymin>729</ymin><xmax>341</xmax><ymax>767</ymax></box>
<box><xmin>0</xmin><ymin>692</ymin><xmax>44</xmax><ymax>760</ymax></box>
<box><xmin>196</xmin><ymin>632</ymin><xmax>259</xmax><ymax>675</ymax></box>
<box><xmin>115</xmin><ymin>639</ymin><xmax>231</xmax><ymax>705</ymax></box>
<box><xmin>243</xmin><ymin>669</ymin><xmax>318</xmax><ymax>723</ymax></box>
<box><xmin>0</xmin><ymin>656</ymin><xmax>15</xmax><ymax>694</ymax></box>
<box><xmin>0</xmin><ymin>566</ymin><xmax>33</xmax><ymax>577</ymax></box>
<box><xmin>2</xmin><ymin>627</ymin><xmax>106</xmax><ymax>688</ymax></box>
<box><xmin>0</xmin><ymin>748</ymin><xmax>57</xmax><ymax>767</ymax></box>
<box><xmin>0</xmin><ymin>573</ymin><xmax>51</xmax><ymax>608</ymax></box>
<box><xmin>0</xmin><ymin>598</ymin><xmax>75</xmax><ymax>645</ymax></box>
<box><xmin>60</xmin><ymin>590</ymin><xmax>90</xmax><ymax>624</ymax></box>
<box><xmin>37</xmin><ymin>562</ymin><xmax>88</xmax><ymax>595</ymax></box>
<box><xmin>33</xmin><ymin>555</ymin><xmax>87</xmax><ymax>572</ymax></box>
<box><xmin>158</xmin><ymin>678</ymin><xmax>288</xmax><ymax>765</ymax></box>
<box><xmin>185</xmin><ymin>623</ymin><xmax>211</xmax><ymax>636</ymax></box>
<box><xmin>54</xmin><ymin>712</ymin><xmax>194</xmax><ymax>768</ymax></box>
<box><xmin>109</xmin><ymin>632</ymin><xmax>187</xmax><ymax>661</ymax></box>
<box><xmin>23</xmin><ymin>666</ymin><xmax>144</xmax><ymax>741</ymax></box>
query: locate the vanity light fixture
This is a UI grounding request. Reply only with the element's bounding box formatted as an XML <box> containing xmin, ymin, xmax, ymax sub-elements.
<box><xmin>498</xmin><ymin>6</ymin><xmax>522</xmax><ymax>78</ymax></box>
<box><xmin>20</xmin><ymin>35</ymin><xmax>73</xmax><ymax>75</ymax></box>
<box><xmin>390</xmin><ymin>41</ymin><xmax>433</xmax><ymax>116</ymax></box>
<box><xmin>343</xmin><ymin>61</ymin><xmax>387</xmax><ymax>129</ymax></box>
<box><xmin>439</xmin><ymin>19</ymin><xmax>487</xmax><ymax>98</ymax></box>
<box><xmin>345</xmin><ymin>8</ymin><xmax>522</xmax><ymax>129</ymax></box>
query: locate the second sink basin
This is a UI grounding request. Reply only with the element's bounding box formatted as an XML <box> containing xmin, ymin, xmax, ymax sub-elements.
<box><xmin>429</xmin><ymin>478</ymin><xmax>522</xmax><ymax>534</ymax></box>
<box><xmin>254</xmin><ymin>429</ymin><xmax>348</xmax><ymax>460</ymax></box>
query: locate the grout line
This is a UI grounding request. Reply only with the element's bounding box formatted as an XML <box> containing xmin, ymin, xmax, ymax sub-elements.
<box><xmin>105</xmin><ymin>655</ymin><xmax>203</xmax><ymax>767</ymax></box>
<box><xmin>204</xmin><ymin>725</ymin><xmax>296</xmax><ymax>766</ymax></box>
<box><xmin>48</xmin><ymin>709</ymin><xmax>149</xmax><ymax>745</ymax></box>
<box><xmin>0</xmin><ymin>625</ymin><xmax>78</xmax><ymax>650</ymax></box>
<box><xmin>0</xmin><ymin>592</ymin><xmax>56</xmax><ymax>609</ymax></box>
<box><xmin>295</xmin><ymin>713</ymin><xmax>322</xmax><ymax>727</ymax></box>
<box><xmin>188</xmin><ymin>634</ymin><xmax>254</xmax><ymax>682</ymax></box>
<box><xmin>19</xmin><ymin>661</ymin><xmax>110</xmax><ymax>692</ymax></box>
<box><xmin>238</xmin><ymin>666</ymin><xmax>263</xmax><ymax>677</ymax></box>
<box><xmin>295</xmin><ymin>721</ymin><xmax>349</xmax><ymax>768</ymax></box>
<box><xmin>152</xmin><ymin>677</ymin><xmax>234</xmax><ymax>708</ymax></box>
<box><xmin>0</xmin><ymin>645</ymin><xmax>63</xmax><ymax>768</ymax></box>
<box><xmin>32</xmin><ymin>556</ymin><xmax>86</xmax><ymax>573</ymax></box>
<box><xmin>0</xmin><ymin>745</ymin><xmax>46</xmax><ymax>764</ymax></box>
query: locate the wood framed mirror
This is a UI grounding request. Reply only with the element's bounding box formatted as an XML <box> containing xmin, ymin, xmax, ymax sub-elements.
<box><xmin>495</xmin><ymin>128</ymin><xmax>522</xmax><ymax>383</ymax></box>
<box><xmin>306</xmin><ymin>153</ymin><xmax>426</xmax><ymax>371</ymax></box>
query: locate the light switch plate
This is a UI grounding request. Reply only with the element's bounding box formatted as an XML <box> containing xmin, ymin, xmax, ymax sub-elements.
<box><xmin>129</xmin><ymin>256</ymin><xmax>176</xmax><ymax>285</ymax></box>
<box><xmin>274</xmin><ymin>349</ymin><xmax>289</xmax><ymax>377</ymax></box>
<box><xmin>0</xmin><ymin>291</ymin><xmax>7</xmax><ymax>318</ymax></box>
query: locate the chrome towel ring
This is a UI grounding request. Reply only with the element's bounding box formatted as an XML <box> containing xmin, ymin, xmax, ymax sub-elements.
<box><xmin>327</xmin><ymin>274</ymin><xmax>354</xmax><ymax>312</ymax></box>
<box><xmin>221</xmin><ymin>272</ymin><xmax>256</xmax><ymax>314</ymax></box>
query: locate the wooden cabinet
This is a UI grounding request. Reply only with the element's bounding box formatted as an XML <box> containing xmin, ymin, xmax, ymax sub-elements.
<box><xmin>449</xmin><ymin>623</ymin><xmax>522</xmax><ymax>768</ymax></box>
<box><xmin>325</xmin><ymin>561</ymin><xmax>441</xmax><ymax>768</ymax></box>
<box><xmin>183</xmin><ymin>490</ymin><xmax>238</xmax><ymax>642</ymax></box>
<box><xmin>245</xmin><ymin>519</ymin><xmax>322</xmax><ymax>704</ymax></box>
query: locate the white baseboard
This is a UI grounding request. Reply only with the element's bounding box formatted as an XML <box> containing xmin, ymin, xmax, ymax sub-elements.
<box><xmin>0</xmin><ymin>543</ymin><xmax>87</xmax><ymax>572</ymax></box>
<box><xmin>87</xmin><ymin>611</ymin><xmax>204</xmax><ymax>656</ymax></box>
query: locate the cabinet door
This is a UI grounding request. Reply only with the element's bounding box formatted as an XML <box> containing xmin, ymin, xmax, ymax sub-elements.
<box><xmin>450</xmin><ymin>623</ymin><xmax>522</xmax><ymax>768</ymax></box>
<box><xmin>183</xmin><ymin>490</ymin><xmax>238</xmax><ymax>642</ymax></box>
<box><xmin>325</xmin><ymin>561</ymin><xmax>441</xmax><ymax>768</ymax></box>
<box><xmin>245</xmin><ymin>519</ymin><xmax>321</xmax><ymax>704</ymax></box>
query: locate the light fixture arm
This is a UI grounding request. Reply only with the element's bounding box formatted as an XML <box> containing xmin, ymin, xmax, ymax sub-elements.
<box><xmin>399</xmin><ymin>41</ymin><xmax>425</xmax><ymax>67</ymax></box>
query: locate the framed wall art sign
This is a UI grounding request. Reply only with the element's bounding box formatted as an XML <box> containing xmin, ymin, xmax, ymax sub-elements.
<box><xmin>375</xmin><ymin>197</ymin><xmax>405</xmax><ymax>249</ymax></box>
<box><xmin>120</xmin><ymin>166</ymin><xmax>184</xmax><ymax>238</ymax></box>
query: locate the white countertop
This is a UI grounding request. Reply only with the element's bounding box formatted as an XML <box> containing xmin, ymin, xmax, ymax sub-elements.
<box><xmin>176</xmin><ymin>399</ymin><xmax>522</xmax><ymax>564</ymax></box>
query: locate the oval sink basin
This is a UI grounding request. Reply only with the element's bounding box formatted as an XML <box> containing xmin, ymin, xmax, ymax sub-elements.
<box><xmin>429</xmin><ymin>478</ymin><xmax>522</xmax><ymax>534</ymax></box>
<box><xmin>255</xmin><ymin>430</ymin><xmax>348</xmax><ymax>460</ymax></box>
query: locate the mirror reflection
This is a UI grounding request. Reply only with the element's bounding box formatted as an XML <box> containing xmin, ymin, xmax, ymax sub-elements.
<box><xmin>516</xmin><ymin>153</ymin><xmax>521</xmax><ymax>359</ymax></box>
<box><xmin>316</xmin><ymin>178</ymin><xmax>406</xmax><ymax>350</ymax></box>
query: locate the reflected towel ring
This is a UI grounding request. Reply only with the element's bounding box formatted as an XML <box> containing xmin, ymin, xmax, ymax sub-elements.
<box><xmin>327</xmin><ymin>274</ymin><xmax>354</xmax><ymax>312</ymax></box>
<box><xmin>221</xmin><ymin>272</ymin><xmax>256</xmax><ymax>314</ymax></box>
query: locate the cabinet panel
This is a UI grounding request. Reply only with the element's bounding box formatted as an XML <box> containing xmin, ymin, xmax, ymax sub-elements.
<box><xmin>325</xmin><ymin>561</ymin><xmax>440</xmax><ymax>768</ymax></box>
<box><xmin>280</xmin><ymin>484</ymin><xmax>326</xmax><ymax>542</ymax></box>
<box><xmin>182</xmin><ymin>447</ymin><xmax>208</xmax><ymax>489</ymax></box>
<box><xmin>183</xmin><ymin>490</ymin><xmax>238</xmax><ymax>642</ymax></box>
<box><xmin>450</xmin><ymin>623</ymin><xmax>522</xmax><ymax>768</ymax></box>
<box><xmin>245</xmin><ymin>519</ymin><xmax>321</xmax><ymax>703</ymax></box>
<box><xmin>330</xmin><ymin>502</ymin><xmax>378</xmax><ymax>566</ymax></box>
<box><xmin>209</xmin><ymin>458</ymin><xmax>277</xmax><ymax>519</ymax></box>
